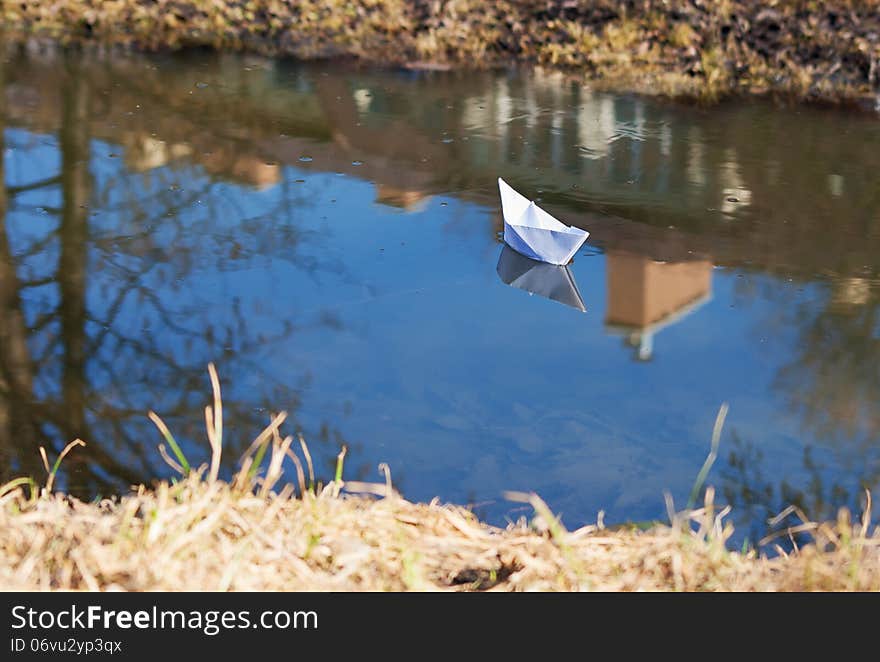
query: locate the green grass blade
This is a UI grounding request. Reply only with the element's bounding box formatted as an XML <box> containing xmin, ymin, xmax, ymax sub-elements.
<box><xmin>0</xmin><ymin>477</ymin><xmax>36</xmax><ymax>499</ymax></box>
<box><xmin>247</xmin><ymin>440</ymin><xmax>271</xmax><ymax>483</ymax></box>
<box><xmin>335</xmin><ymin>446</ymin><xmax>347</xmax><ymax>483</ymax></box>
<box><xmin>148</xmin><ymin>411</ymin><xmax>190</xmax><ymax>474</ymax></box>
<box><xmin>687</xmin><ymin>403</ymin><xmax>729</xmax><ymax>511</ymax></box>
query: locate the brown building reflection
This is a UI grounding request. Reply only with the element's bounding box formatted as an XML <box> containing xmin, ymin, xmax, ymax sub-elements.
<box><xmin>374</xmin><ymin>184</ymin><xmax>432</xmax><ymax>212</ymax></box>
<box><xmin>604</xmin><ymin>251</ymin><xmax>713</xmax><ymax>360</ymax></box>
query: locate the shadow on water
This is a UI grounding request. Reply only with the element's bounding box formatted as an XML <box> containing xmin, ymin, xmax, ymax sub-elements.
<box><xmin>1</xmin><ymin>50</ymin><xmax>879</xmax><ymax>544</ymax></box>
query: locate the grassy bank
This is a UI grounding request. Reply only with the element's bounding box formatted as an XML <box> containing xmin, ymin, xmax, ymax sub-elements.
<box><xmin>3</xmin><ymin>1</ymin><xmax>880</xmax><ymax>105</ymax></box>
<box><xmin>3</xmin><ymin>455</ymin><xmax>880</xmax><ymax>591</ymax></box>
<box><xmin>2</xmin><ymin>367</ymin><xmax>879</xmax><ymax>591</ymax></box>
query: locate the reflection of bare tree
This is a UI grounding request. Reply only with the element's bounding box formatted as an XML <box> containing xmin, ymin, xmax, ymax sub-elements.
<box><xmin>1</xmin><ymin>60</ymin><xmax>156</xmax><ymax>491</ymax></box>
<box><xmin>0</xmin><ymin>58</ymin><xmax>44</xmax><ymax>480</ymax></box>
<box><xmin>721</xmin><ymin>285</ymin><xmax>880</xmax><ymax>544</ymax></box>
<box><xmin>721</xmin><ymin>431</ymin><xmax>879</xmax><ymax>547</ymax></box>
<box><xmin>1</xmin><ymin>58</ymin><xmax>353</xmax><ymax>497</ymax></box>
<box><xmin>58</xmin><ymin>59</ymin><xmax>91</xmax><ymax>477</ymax></box>
<box><xmin>775</xmin><ymin>288</ymin><xmax>880</xmax><ymax>447</ymax></box>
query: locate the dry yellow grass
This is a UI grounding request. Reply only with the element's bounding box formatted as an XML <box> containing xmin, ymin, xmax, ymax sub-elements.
<box><xmin>1</xmin><ymin>365</ymin><xmax>879</xmax><ymax>592</ymax></box>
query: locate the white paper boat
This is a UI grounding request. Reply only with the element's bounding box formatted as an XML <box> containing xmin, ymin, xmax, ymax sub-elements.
<box><xmin>498</xmin><ymin>177</ymin><xmax>590</xmax><ymax>265</ymax></box>
<box><xmin>496</xmin><ymin>245</ymin><xmax>587</xmax><ymax>312</ymax></box>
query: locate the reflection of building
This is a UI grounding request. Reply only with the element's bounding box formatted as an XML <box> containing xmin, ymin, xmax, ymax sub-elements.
<box><xmin>604</xmin><ymin>251</ymin><xmax>712</xmax><ymax>360</ymax></box>
<box><xmin>374</xmin><ymin>184</ymin><xmax>431</xmax><ymax>213</ymax></box>
<box><xmin>122</xmin><ymin>134</ymin><xmax>281</xmax><ymax>190</ymax></box>
<box><xmin>218</xmin><ymin>157</ymin><xmax>280</xmax><ymax>191</ymax></box>
<box><xmin>830</xmin><ymin>277</ymin><xmax>872</xmax><ymax>310</ymax></box>
<box><xmin>123</xmin><ymin>135</ymin><xmax>192</xmax><ymax>172</ymax></box>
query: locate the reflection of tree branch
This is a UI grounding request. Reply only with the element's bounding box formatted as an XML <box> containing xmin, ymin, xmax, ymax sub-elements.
<box><xmin>21</xmin><ymin>306</ymin><xmax>59</xmax><ymax>336</ymax></box>
<box><xmin>7</xmin><ymin>203</ymin><xmax>62</xmax><ymax>216</ymax></box>
<box><xmin>7</xmin><ymin>174</ymin><xmax>62</xmax><ymax>197</ymax></box>
<box><xmin>90</xmin><ymin>182</ymin><xmax>207</xmax><ymax>226</ymax></box>
<box><xmin>19</xmin><ymin>275</ymin><xmax>58</xmax><ymax>289</ymax></box>
<box><xmin>721</xmin><ymin>430</ymin><xmax>880</xmax><ymax>549</ymax></box>
<box><xmin>0</xmin><ymin>223</ymin><xmax>58</xmax><ymax>264</ymax></box>
<box><xmin>719</xmin><ymin>277</ymin><xmax>880</xmax><ymax>548</ymax></box>
<box><xmin>773</xmin><ymin>286</ymin><xmax>880</xmax><ymax>448</ymax></box>
<box><xmin>28</xmin><ymin>329</ymin><xmax>62</xmax><ymax>369</ymax></box>
<box><xmin>84</xmin><ymin>276</ymin><xmax>184</xmax><ymax>356</ymax></box>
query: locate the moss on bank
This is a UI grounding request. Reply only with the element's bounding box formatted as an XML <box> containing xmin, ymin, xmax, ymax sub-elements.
<box><xmin>3</xmin><ymin>1</ymin><xmax>880</xmax><ymax>105</ymax></box>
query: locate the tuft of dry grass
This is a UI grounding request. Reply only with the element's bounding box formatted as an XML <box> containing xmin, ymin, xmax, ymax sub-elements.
<box><xmin>1</xmin><ymin>365</ymin><xmax>880</xmax><ymax>591</ymax></box>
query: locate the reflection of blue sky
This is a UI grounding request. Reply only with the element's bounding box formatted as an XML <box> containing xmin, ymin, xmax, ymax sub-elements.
<box><xmin>5</xmin><ymin>123</ymin><xmax>879</xmax><ymax>537</ymax></box>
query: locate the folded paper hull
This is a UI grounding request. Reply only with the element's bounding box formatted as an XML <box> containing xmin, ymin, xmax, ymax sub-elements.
<box><xmin>503</xmin><ymin>221</ymin><xmax>589</xmax><ymax>266</ymax></box>
<box><xmin>496</xmin><ymin>245</ymin><xmax>587</xmax><ymax>312</ymax></box>
<box><xmin>498</xmin><ymin>177</ymin><xmax>589</xmax><ymax>265</ymax></box>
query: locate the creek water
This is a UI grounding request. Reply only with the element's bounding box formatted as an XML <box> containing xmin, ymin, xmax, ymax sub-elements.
<box><xmin>2</xmin><ymin>51</ymin><xmax>879</xmax><ymax>544</ymax></box>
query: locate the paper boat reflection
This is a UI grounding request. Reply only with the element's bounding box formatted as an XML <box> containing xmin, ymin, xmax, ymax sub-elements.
<box><xmin>496</xmin><ymin>245</ymin><xmax>587</xmax><ymax>312</ymax></box>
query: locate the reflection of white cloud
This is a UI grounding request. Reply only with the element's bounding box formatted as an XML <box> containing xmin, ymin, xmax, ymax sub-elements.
<box><xmin>532</xmin><ymin>67</ymin><xmax>565</xmax><ymax>105</ymax></box>
<box><xmin>461</xmin><ymin>96</ymin><xmax>488</xmax><ymax>130</ymax></box>
<box><xmin>831</xmin><ymin>277</ymin><xmax>871</xmax><ymax>308</ymax></box>
<box><xmin>633</xmin><ymin>99</ymin><xmax>645</xmax><ymax>138</ymax></box>
<box><xmin>523</xmin><ymin>81</ymin><xmax>538</xmax><ymax>129</ymax></box>
<box><xmin>550</xmin><ymin>110</ymin><xmax>564</xmax><ymax>169</ymax></box>
<box><xmin>577</xmin><ymin>91</ymin><xmax>616</xmax><ymax>159</ymax></box>
<box><xmin>495</xmin><ymin>79</ymin><xmax>513</xmax><ymax>156</ymax></box>
<box><xmin>765</xmin><ymin>159</ymin><xmax>780</xmax><ymax>185</ymax></box>
<box><xmin>124</xmin><ymin>136</ymin><xmax>192</xmax><ymax>172</ymax></box>
<box><xmin>659</xmin><ymin>123</ymin><xmax>672</xmax><ymax>157</ymax></box>
<box><xmin>353</xmin><ymin>88</ymin><xmax>372</xmax><ymax>114</ymax></box>
<box><xmin>686</xmin><ymin>127</ymin><xmax>705</xmax><ymax>187</ymax></box>
<box><xmin>828</xmin><ymin>173</ymin><xmax>844</xmax><ymax>197</ymax></box>
<box><xmin>462</xmin><ymin>80</ymin><xmax>516</xmax><ymax>135</ymax></box>
<box><xmin>719</xmin><ymin>148</ymin><xmax>752</xmax><ymax>214</ymax></box>
<box><xmin>494</xmin><ymin>78</ymin><xmax>513</xmax><ymax>127</ymax></box>
<box><xmin>721</xmin><ymin>187</ymin><xmax>752</xmax><ymax>213</ymax></box>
